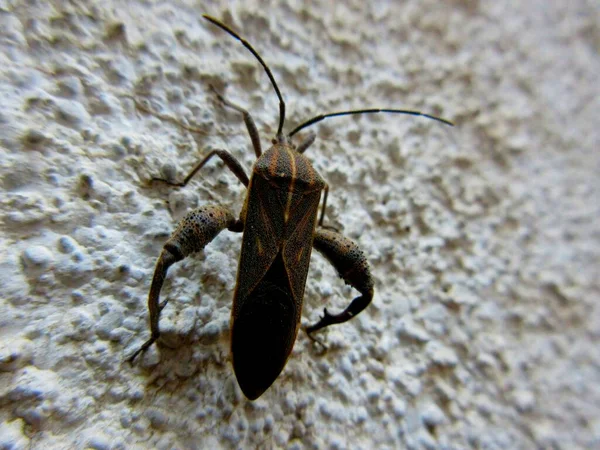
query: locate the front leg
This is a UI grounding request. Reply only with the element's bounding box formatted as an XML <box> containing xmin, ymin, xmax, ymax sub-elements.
<box><xmin>128</xmin><ymin>205</ymin><xmax>243</xmax><ymax>362</ymax></box>
<box><xmin>210</xmin><ymin>86</ymin><xmax>262</xmax><ymax>158</ymax></box>
<box><xmin>307</xmin><ymin>229</ymin><xmax>374</xmax><ymax>335</ymax></box>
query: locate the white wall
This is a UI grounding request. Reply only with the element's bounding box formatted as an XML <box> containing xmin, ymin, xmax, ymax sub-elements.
<box><xmin>1</xmin><ymin>1</ymin><xmax>598</xmax><ymax>448</ymax></box>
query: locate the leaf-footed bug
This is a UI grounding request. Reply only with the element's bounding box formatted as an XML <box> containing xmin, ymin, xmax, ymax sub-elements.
<box><xmin>128</xmin><ymin>14</ymin><xmax>453</xmax><ymax>400</ymax></box>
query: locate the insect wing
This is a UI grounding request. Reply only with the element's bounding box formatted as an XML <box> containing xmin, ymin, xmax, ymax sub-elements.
<box><xmin>230</xmin><ymin>175</ymin><xmax>321</xmax><ymax>399</ymax></box>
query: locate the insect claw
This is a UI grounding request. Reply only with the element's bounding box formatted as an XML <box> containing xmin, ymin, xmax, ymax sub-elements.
<box><xmin>305</xmin><ymin>327</ymin><xmax>328</xmax><ymax>351</ymax></box>
<box><xmin>158</xmin><ymin>299</ymin><xmax>168</xmax><ymax>312</ymax></box>
<box><xmin>127</xmin><ymin>334</ymin><xmax>160</xmax><ymax>364</ymax></box>
<box><xmin>126</xmin><ymin>345</ymin><xmax>144</xmax><ymax>365</ymax></box>
<box><xmin>208</xmin><ymin>83</ymin><xmax>224</xmax><ymax>100</ymax></box>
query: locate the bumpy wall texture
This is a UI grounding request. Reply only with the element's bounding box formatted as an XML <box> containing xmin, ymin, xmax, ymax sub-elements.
<box><xmin>1</xmin><ymin>1</ymin><xmax>599</xmax><ymax>449</ymax></box>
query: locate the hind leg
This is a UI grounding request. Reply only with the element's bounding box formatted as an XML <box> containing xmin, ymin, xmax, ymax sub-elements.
<box><xmin>307</xmin><ymin>229</ymin><xmax>374</xmax><ymax>336</ymax></box>
<box><xmin>128</xmin><ymin>205</ymin><xmax>243</xmax><ymax>363</ymax></box>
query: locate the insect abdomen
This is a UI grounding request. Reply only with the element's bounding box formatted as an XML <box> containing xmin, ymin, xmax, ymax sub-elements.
<box><xmin>231</xmin><ymin>252</ymin><xmax>300</xmax><ymax>400</ymax></box>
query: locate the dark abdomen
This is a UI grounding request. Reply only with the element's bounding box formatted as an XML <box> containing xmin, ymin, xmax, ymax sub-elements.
<box><xmin>231</xmin><ymin>252</ymin><xmax>299</xmax><ymax>400</ymax></box>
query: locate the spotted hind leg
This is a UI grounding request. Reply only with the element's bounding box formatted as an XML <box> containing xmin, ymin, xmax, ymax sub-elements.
<box><xmin>128</xmin><ymin>206</ymin><xmax>243</xmax><ymax>362</ymax></box>
<box><xmin>306</xmin><ymin>229</ymin><xmax>374</xmax><ymax>336</ymax></box>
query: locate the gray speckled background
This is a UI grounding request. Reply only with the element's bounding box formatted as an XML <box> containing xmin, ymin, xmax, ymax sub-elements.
<box><xmin>1</xmin><ymin>1</ymin><xmax>599</xmax><ymax>449</ymax></box>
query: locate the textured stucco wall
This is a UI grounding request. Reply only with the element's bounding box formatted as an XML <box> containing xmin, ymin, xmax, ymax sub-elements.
<box><xmin>1</xmin><ymin>1</ymin><xmax>599</xmax><ymax>449</ymax></box>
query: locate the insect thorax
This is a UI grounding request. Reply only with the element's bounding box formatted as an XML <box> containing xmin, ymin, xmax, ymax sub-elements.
<box><xmin>254</xmin><ymin>144</ymin><xmax>325</xmax><ymax>193</ymax></box>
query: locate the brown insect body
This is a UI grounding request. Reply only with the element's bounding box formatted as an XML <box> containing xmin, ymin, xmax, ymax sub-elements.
<box><xmin>127</xmin><ymin>14</ymin><xmax>452</xmax><ymax>401</ymax></box>
<box><xmin>232</xmin><ymin>141</ymin><xmax>325</xmax><ymax>399</ymax></box>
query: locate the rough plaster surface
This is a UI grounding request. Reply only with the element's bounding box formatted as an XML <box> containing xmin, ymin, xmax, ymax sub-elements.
<box><xmin>1</xmin><ymin>1</ymin><xmax>599</xmax><ymax>449</ymax></box>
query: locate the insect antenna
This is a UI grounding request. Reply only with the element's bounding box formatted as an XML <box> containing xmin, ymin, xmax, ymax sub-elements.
<box><xmin>288</xmin><ymin>108</ymin><xmax>453</xmax><ymax>137</ymax></box>
<box><xmin>202</xmin><ymin>15</ymin><xmax>286</xmax><ymax>138</ymax></box>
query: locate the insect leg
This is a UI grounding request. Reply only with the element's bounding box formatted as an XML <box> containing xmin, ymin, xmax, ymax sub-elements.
<box><xmin>210</xmin><ymin>86</ymin><xmax>262</xmax><ymax>158</ymax></box>
<box><xmin>318</xmin><ymin>183</ymin><xmax>329</xmax><ymax>227</ymax></box>
<box><xmin>296</xmin><ymin>131</ymin><xmax>316</xmax><ymax>154</ymax></box>
<box><xmin>153</xmin><ymin>149</ymin><xmax>249</xmax><ymax>188</ymax></box>
<box><xmin>127</xmin><ymin>205</ymin><xmax>243</xmax><ymax>363</ymax></box>
<box><xmin>306</xmin><ymin>229</ymin><xmax>374</xmax><ymax>336</ymax></box>
<box><xmin>316</xmin><ymin>184</ymin><xmax>339</xmax><ymax>232</ymax></box>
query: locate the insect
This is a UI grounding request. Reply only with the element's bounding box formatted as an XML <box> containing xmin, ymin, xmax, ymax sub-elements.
<box><xmin>128</xmin><ymin>14</ymin><xmax>453</xmax><ymax>400</ymax></box>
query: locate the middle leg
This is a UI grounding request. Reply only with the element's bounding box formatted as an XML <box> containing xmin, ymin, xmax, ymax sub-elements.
<box><xmin>152</xmin><ymin>149</ymin><xmax>249</xmax><ymax>188</ymax></box>
<box><xmin>317</xmin><ymin>183</ymin><xmax>341</xmax><ymax>232</ymax></box>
